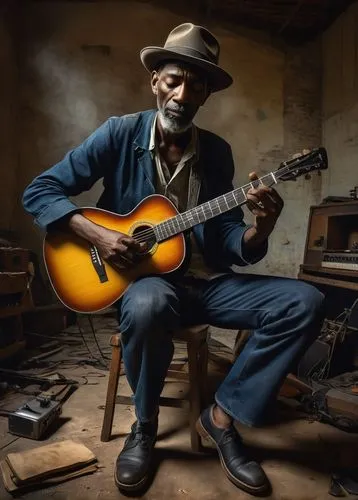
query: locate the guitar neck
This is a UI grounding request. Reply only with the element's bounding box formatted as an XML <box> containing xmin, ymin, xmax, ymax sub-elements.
<box><xmin>154</xmin><ymin>170</ymin><xmax>281</xmax><ymax>242</ymax></box>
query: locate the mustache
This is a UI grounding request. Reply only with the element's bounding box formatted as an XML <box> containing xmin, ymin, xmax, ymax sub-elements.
<box><xmin>165</xmin><ymin>104</ymin><xmax>189</xmax><ymax>116</ymax></box>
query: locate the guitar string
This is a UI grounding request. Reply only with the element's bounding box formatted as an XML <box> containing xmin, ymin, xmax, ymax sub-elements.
<box><xmin>126</xmin><ymin>157</ymin><xmax>322</xmax><ymax>245</ymax></box>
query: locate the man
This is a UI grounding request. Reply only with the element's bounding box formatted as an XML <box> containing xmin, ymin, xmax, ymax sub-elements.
<box><xmin>23</xmin><ymin>23</ymin><xmax>324</xmax><ymax>496</ymax></box>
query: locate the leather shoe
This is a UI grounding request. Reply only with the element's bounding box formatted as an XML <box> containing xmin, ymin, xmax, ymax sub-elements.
<box><xmin>114</xmin><ymin>419</ymin><xmax>157</xmax><ymax>492</ymax></box>
<box><xmin>196</xmin><ymin>405</ymin><xmax>270</xmax><ymax>495</ymax></box>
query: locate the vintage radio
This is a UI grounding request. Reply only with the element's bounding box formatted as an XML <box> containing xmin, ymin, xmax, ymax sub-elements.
<box><xmin>299</xmin><ymin>201</ymin><xmax>358</xmax><ymax>290</ymax></box>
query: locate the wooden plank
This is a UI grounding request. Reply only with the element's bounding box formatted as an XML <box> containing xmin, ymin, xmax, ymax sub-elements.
<box><xmin>174</xmin><ymin>324</ymin><xmax>208</xmax><ymax>341</ymax></box>
<box><xmin>312</xmin><ymin>202</ymin><xmax>358</xmax><ymax>216</ymax></box>
<box><xmin>298</xmin><ymin>271</ymin><xmax>358</xmax><ymax>291</ymax></box>
<box><xmin>187</xmin><ymin>339</ymin><xmax>202</xmax><ymax>452</ymax></box>
<box><xmin>101</xmin><ymin>342</ymin><xmax>121</xmax><ymax>442</ymax></box>
<box><xmin>300</xmin><ymin>264</ymin><xmax>358</xmax><ymax>279</ymax></box>
<box><xmin>326</xmin><ymin>388</ymin><xmax>358</xmax><ymax>418</ymax></box>
<box><xmin>115</xmin><ymin>395</ymin><xmax>188</xmax><ymax>409</ymax></box>
<box><xmin>167</xmin><ymin>369</ymin><xmax>189</xmax><ymax>381</ymax></box>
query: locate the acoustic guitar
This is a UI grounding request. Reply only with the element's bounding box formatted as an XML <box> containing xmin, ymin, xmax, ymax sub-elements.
<box><xmin>44</xmin><ymin>148</ymin><xmax>328</xmax><ymax>313</ymax></box>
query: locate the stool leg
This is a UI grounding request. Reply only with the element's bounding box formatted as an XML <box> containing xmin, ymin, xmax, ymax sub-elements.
<box><xmin>101</xmin><ymin>341</ymin><xmax>122</xmax><ymax>442</ymax></box>
<box><xmin>198</xmin><ymin>338</ymin><xmax>209</xmax><ymax>408</ymax></box>
<box><xmin>187</xmin><ymin>339</ymin><xmax>202</xmax><ymax>452</ymax></box>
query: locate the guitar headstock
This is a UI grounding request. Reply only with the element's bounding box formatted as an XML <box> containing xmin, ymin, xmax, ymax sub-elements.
<box><xmin>278</xmin><ymin>148</ymin><xmax>328</xmax><ymax>181</ymax></box>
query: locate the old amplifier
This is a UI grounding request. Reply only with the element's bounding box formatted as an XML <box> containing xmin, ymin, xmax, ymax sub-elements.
<box><xmin>322</xmin><ymin>251</ymin><xmax>358</xmax><ymax>271</ymax></box>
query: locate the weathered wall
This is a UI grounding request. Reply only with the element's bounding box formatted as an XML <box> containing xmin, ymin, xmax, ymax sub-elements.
<box><xmin>10</xmin><ymin>1</ymin><xmax>323</xmax><ymax>277</ymax></box>
<box><xmin>0</xmin><ymin>4</ymin><xmax>18</xmax><ymax>233</ymax></box>
<box><xmin>248</xmin><ymin>40</ymin><xmax>322</xmax><ymax>277</ymax></box>
<box><xmin>322</xmin><ymin>2</ymin><xmax>358</xmax><ymax>198</ymax></box>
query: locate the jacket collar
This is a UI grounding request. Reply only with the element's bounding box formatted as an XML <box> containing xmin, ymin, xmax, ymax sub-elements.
<box><xmin>133</xmin><ymin>109</ymin><xmax>157</xmax><ymax>151</ymax></box>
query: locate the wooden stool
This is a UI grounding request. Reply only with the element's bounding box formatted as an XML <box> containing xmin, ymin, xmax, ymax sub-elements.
<box><xmin>100</xmin><ymin>324</ymin><xmax>209</xmax><ymax>452</ymax></box>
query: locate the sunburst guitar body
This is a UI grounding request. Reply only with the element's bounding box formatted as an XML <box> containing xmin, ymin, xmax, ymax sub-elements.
<box><xmin>44</xmin><ymin>195</ymin><xmax>185</xmax><ymax>313</ymax></box>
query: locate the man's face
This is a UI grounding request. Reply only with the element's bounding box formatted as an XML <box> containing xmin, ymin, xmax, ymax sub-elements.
<box><xmin>151</xmin><ymin>62</ymin><xmax>210</xmax><ymax>133</ymax></box>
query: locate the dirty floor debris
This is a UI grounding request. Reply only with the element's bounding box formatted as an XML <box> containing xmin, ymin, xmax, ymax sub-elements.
<box><xmin>0</xmin><ymin>317</ymin><xmax>358</xmax><ymax>500</ymax></box>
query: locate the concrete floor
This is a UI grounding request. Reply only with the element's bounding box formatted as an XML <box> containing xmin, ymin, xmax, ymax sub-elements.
<box><xmin>1</xmin><ymin>319</ymin><xmax>358</xmax><ymax>500</ymax></box>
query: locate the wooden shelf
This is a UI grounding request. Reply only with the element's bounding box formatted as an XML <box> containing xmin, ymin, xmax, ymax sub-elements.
<box><xmin>298</xmin><ymin>270</ymin><xmax>358</xmax><ymax>291</ymax></box>
<box><xmin>301</xmin><ymin>264</ymin><xmax>358</xmax><ymax>279</ymax></box>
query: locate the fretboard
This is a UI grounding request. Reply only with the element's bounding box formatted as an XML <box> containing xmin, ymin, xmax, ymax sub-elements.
<box><xmin>154</xmin><ymin>171</ymin><xmax>279</xmax><ymax>242</ymax></box>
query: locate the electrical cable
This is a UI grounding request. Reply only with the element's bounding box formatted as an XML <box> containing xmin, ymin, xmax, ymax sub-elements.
<box><xmin>314</xmin><ymin>298</ymin><xmax>358</xmax><ymax>380</ymax></box>
<box><xmin>87</xmin><ymin>315</ymin><xmax>111</xmax><ymax>362</ymax></box>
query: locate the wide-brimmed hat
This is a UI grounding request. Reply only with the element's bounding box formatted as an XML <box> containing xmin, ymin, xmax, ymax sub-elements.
<box><xmin>140</xmin><ymin>23</ymin><xmax>233</xmax><ymax>92</ymax></box>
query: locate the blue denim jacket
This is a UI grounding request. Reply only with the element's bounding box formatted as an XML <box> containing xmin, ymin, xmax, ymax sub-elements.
<box><xmin>22</xmin><ymin>109</ymin><xmax>267</xmax><ymax>271</ymax></box>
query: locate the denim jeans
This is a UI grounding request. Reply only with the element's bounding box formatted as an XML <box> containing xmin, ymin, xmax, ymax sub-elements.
<box><xmin>117</xmin><ymin>273</ymin><xmax>325</xmax><ymax>426</ymax></box>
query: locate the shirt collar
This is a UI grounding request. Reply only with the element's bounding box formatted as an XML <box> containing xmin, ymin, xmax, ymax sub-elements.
<box><xmin>149</xmin><ymin>113</ymin><xmax>157</xmax><ymax>152</ymax></box>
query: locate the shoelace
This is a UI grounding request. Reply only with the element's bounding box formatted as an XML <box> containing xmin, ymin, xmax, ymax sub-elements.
<box><xmin>221</xmin><ymin>427</ymin><xmax>242</xmax><ymax>446</ymax></box>
<box><xmin>220</xmin><ymin>428</ymin><xmax>251</xmax><ymax>466</ymax></box>
<box><xmin>127</xmin><ymin>423</ymin><xmax>156</xmax><ymax>450</ymax></box>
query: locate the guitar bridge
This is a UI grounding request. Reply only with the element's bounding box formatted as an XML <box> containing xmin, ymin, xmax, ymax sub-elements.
<box><xmin>89</xmin><ymin>246</ymin><xmax>108</xmax><ymax>283</ymax></box>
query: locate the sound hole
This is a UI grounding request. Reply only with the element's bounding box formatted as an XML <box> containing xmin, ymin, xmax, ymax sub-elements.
<box><xmin>132</xmin><ymin>225</ymin><xmax>157</xmax><ymax>255</ymax></box>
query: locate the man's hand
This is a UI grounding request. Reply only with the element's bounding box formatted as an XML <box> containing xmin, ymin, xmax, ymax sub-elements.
<box><xmin>93</xmin><ymin>227</ymin><xmax>147</xmax><ymax>269</ymax></box>
<box><xmin>66</xmin><ymin>213</ymin><xmax>146</xmax><ymax>269</ymax></box>
<box><xmin>243</xmin><ymin>149</ymin><xmax>310</xmax><ymax>249</ymax></box>
<box><xmin>245</xmin><ymin>171</ymin><xmax>284</xmax><ymax>242</ymax></box>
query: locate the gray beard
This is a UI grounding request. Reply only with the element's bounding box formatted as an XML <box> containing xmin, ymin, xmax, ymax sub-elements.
<box><xmin>158</xmin><ymin>109</ymin><xmax>192</xmax><ymax>134</ymax></box>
